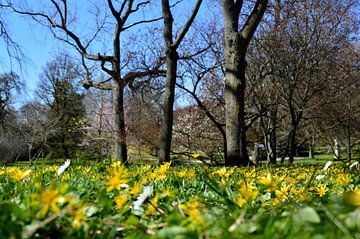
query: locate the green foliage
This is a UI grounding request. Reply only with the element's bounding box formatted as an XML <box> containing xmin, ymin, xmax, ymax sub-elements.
<box><xmin>0</xmin><ymin>161</ymin><xmax>359</xmax><ymax>238</ymax></box>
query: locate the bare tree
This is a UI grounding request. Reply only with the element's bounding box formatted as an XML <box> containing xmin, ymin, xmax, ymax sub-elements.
<box><xmin>0</xmin><ymin>2</ymin><xmax>23</xmax><ymax>67</ymax></box>
<box><xmin>7</xmin><ymin>0</ymin><xmax>164</xmax><ymax>163</ymax></box>
<box><xmin>0</xmin><ymin>71</ymin><xmax>21</xmax><ymax>126</ymax></box>
<box><xmin>221</xmin><ymin>0</ymin><xmax>268</xmax><ymax>166</ymax></box>
<box><xmin>158</xmin><ymin>0</ymin><xmax>203</xmax><ymax>164</ymax></box>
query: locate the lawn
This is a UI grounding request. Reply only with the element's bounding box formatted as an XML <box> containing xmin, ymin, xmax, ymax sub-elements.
<box><xmin>0</xmin><ymin>160</ymin><xmax>359</xmax><ymax>238</ymax></box>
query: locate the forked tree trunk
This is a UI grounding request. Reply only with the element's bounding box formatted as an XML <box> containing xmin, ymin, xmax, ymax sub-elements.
<box><xmin>222</xmin><ymin>0</ymin><xmax>268</xmax><ymax>166</ymax></box>
<box><xmin>158</xmin><ymin>0</ymin><xmax>202</xmax><ymax>165</ymax></box>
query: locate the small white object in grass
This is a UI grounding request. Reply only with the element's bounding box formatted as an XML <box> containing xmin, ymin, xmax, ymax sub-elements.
<box><xmin>57</xmin><ymin>159</ymin><xmax>71</xmax><ymax>176</ymax></box>
<box><xmin>315</xmin><ymin>175</ymin><xmax>325</xmax><ymax>180</ymax></box>
<box><xmin>323</xmin><ymin>161</ymin><xmax>332</xmax><ymax>171</ymax></box>
<box><xmin>132</xmin><ymin>186</ymin><xmax>152</xmax><ymax>215</ymax></box>
<box><xmin>350</xmin><ymin>161</ymin><xmax>359</xmax><ymax>169</ymax></box>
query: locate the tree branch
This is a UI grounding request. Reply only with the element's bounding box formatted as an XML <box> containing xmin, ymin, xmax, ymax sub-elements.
<box><xmin>173</xmin><ymin>0</ymin><xmax>202</xmax><ymax>49</ymax></box>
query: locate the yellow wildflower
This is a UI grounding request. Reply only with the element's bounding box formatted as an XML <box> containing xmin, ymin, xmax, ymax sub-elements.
<box><xmin>344</xmin><ymin>187</ymin><xmax>360</xmax><ymax>207</ymax></box>
<box><xmin>10</xmin><ymin>168</ymin><xmax>31</xmax><ymax>181</ymax></box>
<box><xmin>69</xmin><ymin>206</ymin><xmax>86</xmax><ymax>228</ymax></box>
<box><xmin>186</xmin><ymin>169</ymin><xmax>196</xmax><ymax>180</ymax></box>
<box><xmin>114</xmin><ymin>194</ymin><xmax>128</xmax><ymax>209</ymax></box>
<box><xmin>258</xmin><ymin>173</ymin><xmax>278</xmax><ymax>192</ymax></box>
<box><xmin>239</xmin><ymin>183</ymin><xmax>259</xmax><ymax>202</ymax></box>
<box><xmin>129</xmin><ymin>181</ymin><xmax>141</xmax><ymax>197</ymax></box>
<box><xmin>336</xmin><ymin>173</ymin><xmax>351</xmax><ymax>187</ymax></box>
<box><xmin>162</xmin><ymin>187</ymin><xmax>174</xmax><ymax>197</ymax></box>
<box><xmin>314</xmin><ymin>183</ymin><xmax>328</xmax><ymax>197</ymax></box>
<box><xmin>149</xmin><ymin>162</ymin><xmax>171</xmax><ymax>181</ymax></box>
<box><xmin>179</xmin><ymin>200</ymin><xmax>205</xmax><ymax>226</ymax></box>
<box><xmin>272</xmin><ymin>184</ymin><xmax>290</xmax><ymax>205</ymax></box>
<box><xmin>146</xmin><ymin>195</ymin><xmax>159</xmax><ymax>215</ymax></box>
<box><xmin>177</xmin><ymin>170</ymin><xmax>187</xmax><ymax>178</ymax></box>
<box><xmin>236</xmin><ymin>196</ymin><xmax>246</xmax><ymax>207</ymax></box>
<box><xmin>158</xmin><ymin>162</ymin><xmax>171</xmax><ymax>175</ymax></box>
<box><xmin>38</xmin><ymin>184</ymin><xmax>68</xmax><ymax>217</ymax></box>
<box><xmin>106</xmin><ymin>175</ymin><xmax>128</xmax><ymax>192</ymax></box>
<box><xmin>191</xmin><ymin>153</ymin><xmax>200</xmax><ymax>158</ymax></box>
<box><xmin>215</xmin><ymin>168</ymin><xmax>229</xmax><ymax>178</ymax></box>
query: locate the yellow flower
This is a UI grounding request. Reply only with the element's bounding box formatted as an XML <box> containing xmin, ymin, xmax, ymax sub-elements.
<box><xmin>146</xmin><ymin>195</ymin><xmax>159</xmax><ymax>215</ymax></box>
<box><xmin>163</xmin><ymin>187</ymin><xmax>174</xmax><ymax>197</ymax></box>
<box><xmin>239</xmin><ymin>183</ymin><xmax>259</xmax><ymax>202</ymax></box>
<box><xmin>191</xmin><ymin>153</ymin><xmax>200</xmax><ymax>158</ymax></box>
<box><xmin>106</xmin><ymin>175</ymin><xmax>128</xmax><ymax>192</ymax></box>
<box><xmin>69</xmin><ymin>206</ymin><xmax>86</xmax><ymax>228</ymax></box>
<box><xmin>10</xmin><ymin>168</ymin><xmax>31</xmax><ymax>181</ymax></box>
<box><xmin>344</xmin><ymin>188</ymin><xmax>360</xmax><ymax>207</ymax></box>
<box><xmin>258</xmin><ymin>173</ymin><xmax>278</xmax><ymax>192</ymax></box>
<box><xmin>314</xmin><ymin>183</ymin><xmax>328</xmax><ymax>197</ymax></box>
<box><xmin>129</xmin><ymin>181</ymin><xmax>141</xmax><ymax>197</ymax></box>
<box><xmin>186</xmin><ymin>169</ymin><xmax>196</xmax><ymax>180</ymax></box>
<box><xmin>114</xmin><ymin>195</ymin><xmax>128</xmax><ymax>209</ymax></box>
<box><xmin>272</xmin><ymin>184</ymin><xmax>291</xmax><ymax>205</ymax></box>
<box><xmin>177</xmin><ymin>170</ymin><xmax>187</xmax><ymax>178</ymax></box>
<box><xmin>38</xmin><ymin>184</ymin><xmax>68</xmax><ymax>217</ymax></box>
<box><xmin>149</xmin><ymin>162</ymin><xmax>171</xmax><ymax>181</ymax></box>
<box><xmin>179</xmin><ymin>200</ymin><xmax>205</xmax><ymax>226</ymax></box>
<box><xmin>236</xmin><ymin>196</ymin><xmax>246</xmax><ymax>207</ymax></box>
<box><xmin>158</xmin><ymin>162</ymin><xmax>171</xmax><ymax>175</ymax></box>
<box><xmin>336</xmin><ymin>173</ymin><xmax>351</xmax><ymax>187</ymax></box>
<box><xmin>215</xmin><ymin>168</ymin><xmax>228</xmax><ymax>178</ymax></box>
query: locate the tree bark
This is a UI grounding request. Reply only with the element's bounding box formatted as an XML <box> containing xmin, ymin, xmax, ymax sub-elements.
<box><xmin>159</xmin><ymin>48</ymin><xmax>178</xmax><ymax>164</ymax></box>
<box><xmin>222</xmin><ymin>0</ymin><xmax>268</xmax><ymax>166</ymax></box>
<box><xmin>112</xmin><ymin>79</ymin><xmax>127</xmax><ymax>164</ymax></box>
<box><xmin>158</xmin><ymin>0</ymin><xmax>202</xmax><ymax>165</ymax></box>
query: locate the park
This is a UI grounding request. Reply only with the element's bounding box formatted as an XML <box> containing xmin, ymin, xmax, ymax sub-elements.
<box><xmin>0</xmin><ymin>0</ymin><xmax>359</xmax><ymax>238</ymax></box>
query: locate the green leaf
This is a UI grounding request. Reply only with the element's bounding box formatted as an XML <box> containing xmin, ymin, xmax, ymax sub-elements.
<box><xmin>125</xmin><ymin>215</ymin><xmax>140</xmax><ymax>226</ymax></box>
<box><xmin>294</xmin><ymin>207</ymin><xmax>321</xmax><ymax>223</ymax></box>
<box><xmin>157</xmin><ymin>226</ymin><xmax>187</xmax><ymax>238</ymax></box>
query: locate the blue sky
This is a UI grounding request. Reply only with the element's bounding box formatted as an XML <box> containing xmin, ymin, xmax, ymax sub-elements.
<box><xmin>0</xmin><ymin>1</ymin><xmax>218</xmax><ymax>107</ymax></box>
<box><xmin>0</xmin><ymin>9</ymin><xmax>60</xmax><ymax>104</ymax></box>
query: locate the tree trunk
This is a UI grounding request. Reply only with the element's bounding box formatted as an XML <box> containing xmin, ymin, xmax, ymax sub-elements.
<box><xmin>222</xmin><ymin>0</ymin><xmax>268</xmax><ymax>166</ymax></box>
<box><xmin>308</xmin><ymin>135</ymin><xmax>314</xmax><ymax>159</ymax></box>
<box><xmin>333</xmin><ymin>138</ymin><xmax>341</xmax><ymax>160</ymax></box>
<box><xmin>112</xmin><ymin>80</ymin><xmax>127</xmax><ymax>164</ymax></box>
<box><xmin>158</xmin><ymin>0</ymin><xmax>202</xmax><ymax>165</ymax></box>
<box><xmin>347</xmin><ymin>132</ymin><xmax>352</xmax><ymax>161</ymax></box>
<box><xmin>159</xmin><ymin>48</ymin><xmax>178</xmax><ymax>165</ymax></box>
<box><xmin>223</xmin><ymin>33</ymin><xmax>251</xmax><ymax>166</ymax></box>
<box><xmin>268</xmin><ymin>109</ymin><xmax>277</xmax><ymax>164</ymax></box>
<box><xmin>288</xmin><ymin>126</ymin><xmax>297</xmax><ymax>164</ymax></box>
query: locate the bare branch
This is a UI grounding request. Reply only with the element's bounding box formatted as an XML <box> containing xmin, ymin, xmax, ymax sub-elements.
<box><xmin>173</xmin><ymin>0</ymin><xmax>202</xmax><ymax>49</ymax></box>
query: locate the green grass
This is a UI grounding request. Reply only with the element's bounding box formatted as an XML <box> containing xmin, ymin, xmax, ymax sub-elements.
<box><xmin>1</xmin><ymin>160</ymin><xmax>359</xmax><ymax>238</ymax></box>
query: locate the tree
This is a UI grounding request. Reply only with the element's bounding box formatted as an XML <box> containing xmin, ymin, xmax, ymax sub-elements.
<box><xmin>221</xmin><ymin>0</ymin><xmax>268</xmax><ymax>166</ymax></box>
<box><xmin>0</xmin><ymin>2</ymin><xmax>22</xmax><ymax>66</ymax></box>
<box><xmin>18</xmin><ymin>101</ymin><xmax>58</xmax><ymax>163</ymax></box>
<box><xmin>315</xmin><ymin>46</ymin><xmax>360</xmax><ymax>161</ymax></box>
<box><xmin>37</xmin><ymin>55</ymin><xmax>86</xmax><ymax>159</ymax></box>
<box><xmin>0</xmin><ymin>72</ymin><xmax>20</xmax><ymax>126</ymax></box>
<box><xmin>9</xmin><ymin>0</ymin><xmax>164</xmax><ymax>163</ymax></box>
<box><xmin>158</xmin><ymin>0</ymin><xmax>203</xmax><ymax>165</ymax></box>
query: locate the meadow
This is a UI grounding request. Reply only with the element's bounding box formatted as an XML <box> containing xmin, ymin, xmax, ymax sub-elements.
<box><xmin>0</xmin><ymin>160</ymin><xmax>359</xmax><ymax>239</ymax></box>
